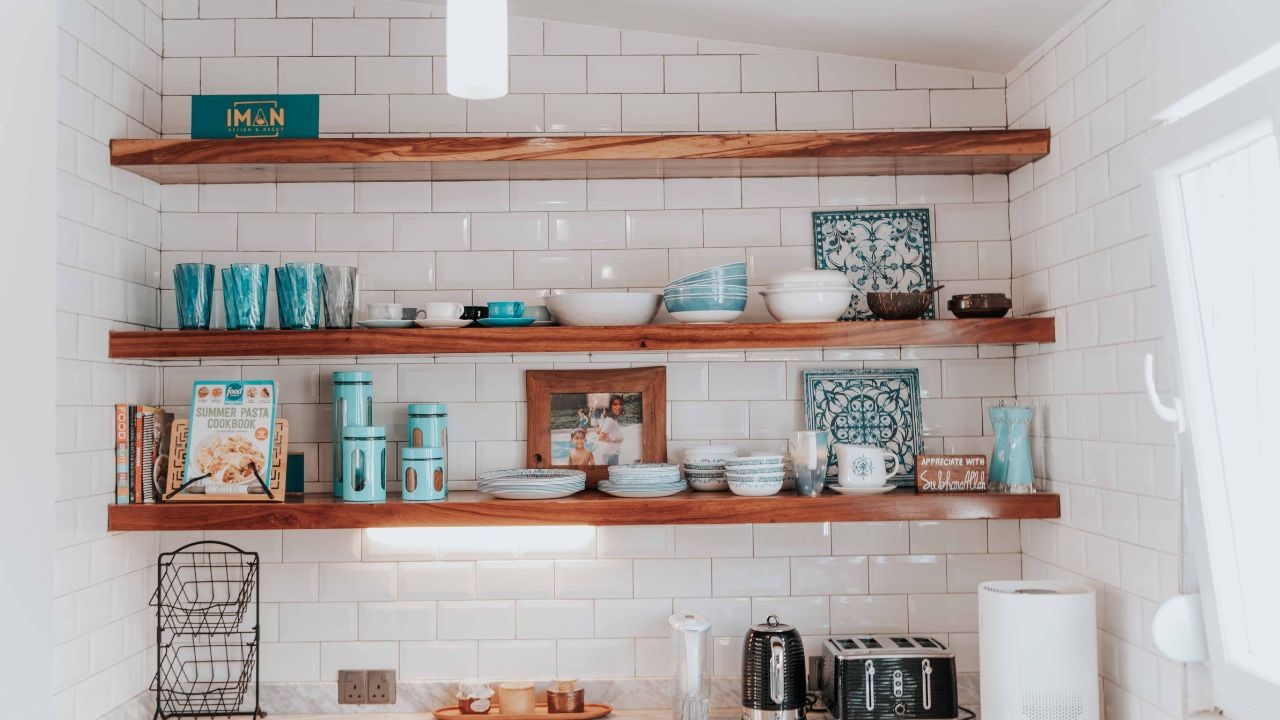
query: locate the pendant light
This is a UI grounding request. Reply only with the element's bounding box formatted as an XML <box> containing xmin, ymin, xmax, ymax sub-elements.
<box><xmin>446</xmin><ymin>0</ymin><xmax>509</xmax><ymax>100</ymax></box>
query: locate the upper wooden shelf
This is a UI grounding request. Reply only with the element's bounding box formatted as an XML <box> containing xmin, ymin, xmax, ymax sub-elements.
<box><xmin>108</xmin><ymin>319</ymin><xmax>1054</xmax><ymax>359</ymax></box>
<box><xmin>106</xmin><ymin>490</ymin><xmax>1060</xmax><ymax>531</ymax></box>
<box><xmin>110</xmin><ymin>130</ymin><xmax>1050</xmax><ymax>183</ymax></box>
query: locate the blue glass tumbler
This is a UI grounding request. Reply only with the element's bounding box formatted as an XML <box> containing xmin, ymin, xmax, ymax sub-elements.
<box><xmin>221</xmin><ymin>263</ymin><xmax>269</xmax><ymax>330</ymax></box>
<box><xmin>174</xmin><ymin>263</ymin><xmax>214</xmax><ymax>330</ymax></box>
<box><xmin>275</xmin><ymin>262</ymin><xmax>325</xmax><ymax>329</ymax></box>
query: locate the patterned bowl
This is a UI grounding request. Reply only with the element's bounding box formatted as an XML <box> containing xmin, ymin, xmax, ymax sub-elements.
<box><xmin>727</xmin><ymin>477</ymin><xmax>783</xmax><ymax>496</ymax></box>
<box><xmin>683</xmin><ymin>446</ymin><xmax>739</xmax><ymax>462</ymax></box>
<box><xmin>724</xmin><ymin>455</ymin><xmax>785</xmax><ymax>466</ymax></box>
<box><xmin>688</xmin><ymin>476</ymin><xmax>730</xmax><ymax>492</ymax></box>
<box><xmin>683</xmin><ymin>461</ymin><xmax>727</xmax><ymax>471</ymax></box>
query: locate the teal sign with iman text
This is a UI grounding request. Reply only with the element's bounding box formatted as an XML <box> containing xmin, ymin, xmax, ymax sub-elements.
<box><xmin>191</xmin><ymin>95</ymin><xmax>319</xmax><ymax>139</ymax></box>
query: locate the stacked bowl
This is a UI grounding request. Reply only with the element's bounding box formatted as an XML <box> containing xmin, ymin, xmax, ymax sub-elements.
<box><xmin>760</xmin><ymin>270</ymin><xmax>855</xmax><ymax>323</ymax></box>
<box><xmin>724</xmin><ymin>455</ymin><xmax>787</xmax><ymax>496</ymax></box>
<box><xmin>599</xmin><ymin>463</ymin><xmax>686</xmax><ymax>497</ymax></box>
<box><xmin>663</xmin><ymin>262</ymin><xmax>748</xmax><ymax>323</ymax></box>
<box><xmin>681</xmin><ymin>445</ymin><xmax>739</xmax><ymax>491</ymax></box>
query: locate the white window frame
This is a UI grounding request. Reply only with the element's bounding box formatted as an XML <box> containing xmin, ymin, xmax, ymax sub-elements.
<box><xmin>1146</xmin><ymin>66</ymin><xmax>1280</xmax><ymax>719</ymax></box>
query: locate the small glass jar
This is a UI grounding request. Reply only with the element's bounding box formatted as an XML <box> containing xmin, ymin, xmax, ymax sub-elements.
<box><xmin>401</xmin><ymin>446</ymin><xmax>446</xmax><ymax>502</ymax></box>
<box><xmin>340</xmin><ymin>425</ymin><xmax>386</xmax><ymax>503</ymax></box>
<box><xmin>497</xmin><ymin>682</ymin><xmax>536</xmax><ymax>715</ymax></box>
<box><xmin>546</xmin><ymin>678</ymin><xmax>584</xmax><ymax>714</ymax></box>
<box><xmin>457</xmin><ymin>679</ymin><xmax>493</xmax><ymax>715</ymax></box>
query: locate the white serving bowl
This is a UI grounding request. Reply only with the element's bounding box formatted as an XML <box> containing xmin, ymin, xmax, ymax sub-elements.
<box><xmin>760</xmin><ymin>286</ymin><xmax>855</xmax><ymax>323</ymax></box>
<box><xmin>766</xmin><ymin>269</ymin><xmax>851</xmax><ymax>288</ymax></box>
<box><xmin>727</xmin><ymin>477</ymin><xmax>784</xmax><ymax>496</ymax></box>
<box><xmin>548</xmin><ymin>291</ymin><xmax>662</xmax><ymax>326</ymax></box>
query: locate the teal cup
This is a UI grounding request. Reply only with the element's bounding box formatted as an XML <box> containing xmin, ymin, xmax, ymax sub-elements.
<box><xmin>222</xmin><ymin>263</ymin><xmax>269</xmax><ymax>330</ymax></box>
<box><xmin>174</xmin><ymin>263</ymin><xmax>214</xmax><ymax>330</ymax></box>
<box><xmin>275</xmin><ymin>263</ymin><xmax>325</xmax><ymax>330</ymax></box>
<box><xmin>487</xmin><ymin>301</ymin><xmax>525</xmax><ymax>319</ymax></box>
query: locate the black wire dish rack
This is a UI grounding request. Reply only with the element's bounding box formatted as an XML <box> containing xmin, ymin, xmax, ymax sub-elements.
<box><xmin>150</xmin><ymin>540</ymin><xmax>263</xmax><ymax>719</ymax></box>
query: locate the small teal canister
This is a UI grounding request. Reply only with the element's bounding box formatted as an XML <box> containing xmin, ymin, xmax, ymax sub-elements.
<box><xmin>401</xmin><ymin>447</ymin><xmax>446</xmax><ymax>502</ymax></box>
<box><xmin>332</xmin><ymin>371</ymin><xmax>374</xmax><ymax>496</ymax></box>
<box><xmin>407</xmin><ymin>403</ymin><xmax>448</xmax><ymax>481</ymax></box>
<box><xmin>340</xmin><ymin>425</ymin><xmax>387</xmax><ymax>503</ymax></box>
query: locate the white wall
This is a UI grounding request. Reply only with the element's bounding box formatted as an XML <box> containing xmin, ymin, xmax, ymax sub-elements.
<box><xmin>148</xmin><ymin>2</ymin><xmax>1025</xmax><ymax>713</ymax></box>
<box><xmin>1007</xmin><ymin>0</ymin><xmax>1185</xmax><ymax>718</ymax></box>
<box><xmin>55</xmin><ymin>0</ymin><xmax>164</xmax><ymax>718</ymax></box>
<box><xmin>1</xmin><ymin>2</ymin><xmax>58</xmax><ymax>718</ymax></box>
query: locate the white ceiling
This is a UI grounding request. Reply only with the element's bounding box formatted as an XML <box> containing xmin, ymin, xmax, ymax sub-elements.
<box><xmin>503</xmin><ymin>0</ymin><xmax>1094</xmax><ymax>73</ymax></box>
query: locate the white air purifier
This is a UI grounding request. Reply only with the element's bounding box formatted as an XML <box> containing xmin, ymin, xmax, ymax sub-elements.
<box><xmin>979</xmin><ymin>581</ymin><xmax>1099</xmax><ymax>720</ymax></box>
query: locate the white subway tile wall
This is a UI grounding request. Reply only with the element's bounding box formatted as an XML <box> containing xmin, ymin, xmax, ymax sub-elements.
<box><xmin>1007</xmin><ymin>1</ymin><xmax>1185</xmax><ymax>718</ymax></box>
<box><xmin>50</xmin><ymin>2</ymin><xmax>1131</xmax><ymax>713</ymax></box>
<box><xmin>58</xmin><ymin>0</ymin><xmax>163</xmax><ymax>719</ymax></box>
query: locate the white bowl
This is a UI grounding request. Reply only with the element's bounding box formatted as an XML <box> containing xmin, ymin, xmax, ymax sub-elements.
<box><xmin>724</xmin><ymin>454</ymin><xmax>785</xmax><ymax>466</ymax></box>
<box><xmin>760</xmin><ymin>286</ymin><xmax>855</xmax><ymax>323</ymax></box>
<box><xmin>766</xmin><ymin>269</ymin><xmax>851</xmax><ymax>288</ymax></box>
<box><xmin>684</xmin><ymin>446</ymin><xmax>738</xmax><ymax>462</ymax></box>
<box><xmin>688</xmin><ymin>476</ymin><xmax>730</xmax><ymax>492</ymax></box>
<box><xmin>548</xmin><ymin>291</ymin><xmax>662</xmax><ymax>326</ymax></box>
<box><xmin>669</xmin><ymin>309</ymin><xmax>744</xmax><ymax>324</ymax></box>
<box><xmin>727</xmin><ymin>477</ymin><xmax>783</xmax><ymax>496</ymax></box>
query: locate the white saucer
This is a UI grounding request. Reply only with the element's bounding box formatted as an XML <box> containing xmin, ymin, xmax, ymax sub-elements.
<box><xmin>829</xmin><ymin>484</ymin><xmax>895</xmax><ymax>495</ymax></box>
<box><xmin>358</xmin><ymin>319</ymin><xmax>415</xmax><ymax>329</ymax></box>
<box><xmin>415</xmin><ymin>318</ymin><xmax>472</xmax><ymax>328</ymax></box>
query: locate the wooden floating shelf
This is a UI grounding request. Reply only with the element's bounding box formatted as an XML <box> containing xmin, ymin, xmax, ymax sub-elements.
<box><xmin>108</xmin><ymin>319</ymin><xmax>1054</xmax><ymax>359</ymax></box>
<box><xmin>106</xmin><ymin>490</ymin><xmax>1060</xmax><ymax>531</ymax></box>
<box><xmin>110</xmin><ymin>130</ymin><xmax>1050</xmax><ymax>183</ymax></box>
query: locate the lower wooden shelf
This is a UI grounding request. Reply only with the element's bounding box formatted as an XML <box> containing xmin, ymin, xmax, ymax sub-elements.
<box><xmin>106</xmin><ymin>490</ymin><xmax>1060</xmax><ymax>531</ymax></box>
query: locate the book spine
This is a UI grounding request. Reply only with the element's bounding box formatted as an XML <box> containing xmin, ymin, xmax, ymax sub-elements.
<box><xmin>141</xmin><ymin>410</ymin><xmax>156</xmax><ymax>504</ymax></box>
<box><xmin>134</xmin><ymin>410</ymin><xmax>144</xmax><ymax>506</ymax></box>
<box><xmin>127</xmin><ymin>405</ymin><xmax>137</xmax><ymax>504</ymax></box>
<box><xmin>114</xmin><ymin>404</ymin><xmax>129</xmax><ymax>505</ymax></box>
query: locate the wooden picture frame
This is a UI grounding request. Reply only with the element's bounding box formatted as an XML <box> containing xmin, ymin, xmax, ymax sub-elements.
<box><xmin>526</xmin><ymin>367</ymin><xmax>667</xmax><ymax>484</ymax></box>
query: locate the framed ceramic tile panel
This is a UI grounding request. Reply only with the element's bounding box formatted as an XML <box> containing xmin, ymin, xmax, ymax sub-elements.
<box><xmin>811</xmin><ymin>208</ymin><xmax>936</xmax><ymax>320</ymax></box>
<box><xmin>802</xmin><ymin>368</ymin><xmax>923</xmax><ymax>486</ymax></box>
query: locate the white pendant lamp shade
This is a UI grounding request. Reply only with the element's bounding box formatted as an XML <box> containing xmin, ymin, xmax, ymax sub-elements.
<box><xmin>446</xmin><ymin>0</ymin><xmax>509</xmax><ymax>100</ymax></box>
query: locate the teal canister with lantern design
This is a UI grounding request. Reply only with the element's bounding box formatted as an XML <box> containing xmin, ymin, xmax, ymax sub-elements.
<box><xmin>407</xmin><ymin>403</ymin><xmax>448</xmax><ymax>482</ymax></box>
<box><xmin>332</xmin><ymin>371</ymin><xmax>374</xmax><ymax>496</ymax></box>
<box><xmin>401</xmin><ymin>446</ymin><xmax>446</xmax><ymax>502</ymax></box>
<box><xmin>340</xmin><ymin>425</ymin><xmax>386</xmax><ymax>502</ymax></box>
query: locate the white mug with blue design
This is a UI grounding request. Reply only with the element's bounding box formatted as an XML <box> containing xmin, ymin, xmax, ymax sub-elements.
<box><xmin>834</xmin><ymin>444</ymin><xmax>901</xmax><ymax>487</ymax></box>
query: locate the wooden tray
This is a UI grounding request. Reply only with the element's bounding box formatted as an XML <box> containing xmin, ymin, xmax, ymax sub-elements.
<box><xmin>433</xmin><ymin>703</ymin><xmax>612</xmax><ymax>720</ymax></box>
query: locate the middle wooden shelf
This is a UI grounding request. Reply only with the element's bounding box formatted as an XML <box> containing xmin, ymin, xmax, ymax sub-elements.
<box><xmin>108</xmin><ymin>318</ymin><xmax>1053</xmax><ymax>359</ymax></box>
<box><xmin>106</xmin><ymin>490</ymin><xmax>1061</xmax><ymax>531</ymax></box>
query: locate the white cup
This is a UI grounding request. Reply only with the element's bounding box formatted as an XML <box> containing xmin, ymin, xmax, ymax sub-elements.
<box><xmin>366</xmin><ymin>302</ymin><xmax>403</xmax><ymax>321</ymax></box>
<box><xmin>835</xmin><ymin>444</ymin><xmax>901</xmax><ymax>487</ymax></box>
<box><xmin>421</xmin><ymin>301</ymin><xmax>464</xmax><ymax>320</ymax></box>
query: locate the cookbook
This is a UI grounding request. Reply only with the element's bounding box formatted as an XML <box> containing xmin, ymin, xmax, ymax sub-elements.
<box><xmin>177</xmin><ymin>380</ymin><xmax>277</xmax><ymax>500</ymax></box>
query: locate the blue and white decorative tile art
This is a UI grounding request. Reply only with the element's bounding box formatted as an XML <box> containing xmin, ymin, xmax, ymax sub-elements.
<box><xmin>812</xmin><ymin>208</ymin><xmax>935</xmax><ymax>320</ymax></box>
<box><xmin>803</xmin><ymin>368</ymin><xmax>923</xmax><ymax>486</ymax></box>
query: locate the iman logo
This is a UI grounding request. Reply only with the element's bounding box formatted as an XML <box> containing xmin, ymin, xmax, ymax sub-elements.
<box><xmin>226</xmin><ymin>100</ymin><xmax>286</xmax><ymax>137</ymax></box>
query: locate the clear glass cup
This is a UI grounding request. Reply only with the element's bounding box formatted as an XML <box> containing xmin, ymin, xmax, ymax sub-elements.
<box><xmin>322</xmin><ymin>266</ymin><xmax>359</xmax><ymax>329</ymax></box>
<box><xmin>789</xmin><ymin>430</ymin><xmax>829</xmax><ymax>497</ymax></box>
<box><xmin>174</xmin><ymin>263</ymin><xmax>214</xmax><ymax>330</ymax></box>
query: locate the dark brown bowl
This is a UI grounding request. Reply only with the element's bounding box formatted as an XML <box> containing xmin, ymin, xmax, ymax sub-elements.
<box><xmin>867</xmin><ymin>291</ymin><xmax>934</xmax><ymax>320</ymax></box>
<box><xmin>947</xmin><ymin>293</ymin><xmax>1012</xmax><ymax>318</ymax></box>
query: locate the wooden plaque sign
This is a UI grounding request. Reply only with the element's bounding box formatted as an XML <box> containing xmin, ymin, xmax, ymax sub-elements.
<box><xmin>915</xmin><ymin>454</ymin><xmax>988</xmax><ymax>493</ymax></box>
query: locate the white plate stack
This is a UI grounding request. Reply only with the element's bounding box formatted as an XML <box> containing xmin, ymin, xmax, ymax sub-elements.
<box><xmin>724</xmin><ymin>455</ymin><xmax>786</xmax><ymax>496</ymax></box>
<box><xmin>476</xmin><ymin>469</ymin><xmax>586</xmax><ymax>499</ymax></box>
<box><xmin>599</xmin><ymin>464</ymin><xmax>686</xmax><ymax>497</ymax></box>
<box><xmin>681</xmin><ymin>445</ymin><xmax>739</xmax><ymax>491</ymax></box>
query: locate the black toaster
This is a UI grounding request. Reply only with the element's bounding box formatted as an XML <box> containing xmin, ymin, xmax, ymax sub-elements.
<box><xmin>820</xmin><ymin>636</ymin><xmax>959</xmax><ymax>720</ymax></box>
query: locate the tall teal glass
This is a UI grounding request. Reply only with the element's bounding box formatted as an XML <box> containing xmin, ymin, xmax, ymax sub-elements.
<box><xmin>222</xmin><ymin>263</ymin><xmax>269</xmax><ymax>330</ymax></box>
<box><xmin>275</xmin><ymin>263</ymin><xmax>325</xmax><ymax>329</ymax></box>
<box><xmin>174</xmin><ymin>263</ymin><xmax>214</xmax><ymax>330</ymax></box>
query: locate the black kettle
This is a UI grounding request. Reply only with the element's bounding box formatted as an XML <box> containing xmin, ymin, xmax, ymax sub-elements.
<box><xmin>742</xmin><ymin>616</ymin><xmax>806</xmax><ymax>720</ymax></box>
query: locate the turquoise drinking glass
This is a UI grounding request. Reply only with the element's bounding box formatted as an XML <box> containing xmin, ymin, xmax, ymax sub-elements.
<box><xmin>222</xmin><ymin>263</ymin><xmax>269</xmax><ymax>330</ymax></box>
<box><xmin>174</xmin><ymin>263</ymin><xmax>214</xmax><ymax>330</ymax></box>
<box><xmin>275</xmin><ymin>263</ymin><xmax>326</xmax><ymax>330</ymax></box>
